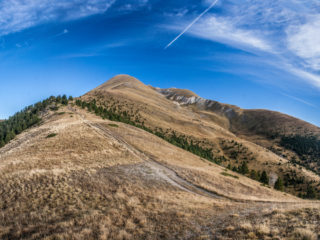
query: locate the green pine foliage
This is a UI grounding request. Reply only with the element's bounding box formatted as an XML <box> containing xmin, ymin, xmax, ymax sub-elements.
<box><xmin>260</xmin><ymin>171</ymin><xmax>269</xmax><ymax>184</ymax></box>
<box><xmin>280</xmin><ymin>135</ymin><xmax>320</xmax><ymax>157</ymax></box>
<box><xmin>250</xmin><ymin>169</ymin><xmax>258</xmax><ymax>180</ymax></box>
<box><xmin>229</xmin><ymin>162</ymin><xmax>270</xmax><ymax>185</ymax></box>
<box><xmin>280</xmin><ymin>135</ymin><xmax>320</xmax><ymax>174</ymax></box>
<box><xmin>274</xmin><ymin>177</ymin><xmax>284</xmax><ymax>191</ymax></box>
<box><xmin>239</xmin><ymin>161</ymin><xmax>249</xmax><ymax>174</ymax></box>
<box><xmin>46</xmin><ymin>133</ymin><xmax>57</xmax><ymax>138</ymax></box>
<box><xmin>0</xmin><ymin>95</ymin><xmax>72</xmax><ymax>148</ymax></box>
<box><xmin>305</xmin><ymin>185</ymin><xmax>317</xmax><ymax>199</ymax></box>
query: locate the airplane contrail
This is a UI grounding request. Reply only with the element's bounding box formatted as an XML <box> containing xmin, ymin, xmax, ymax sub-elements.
<box><xmin>164</xmin><ymin>0</ymin><xmax>219</xmax><ymax>49</ymax></box>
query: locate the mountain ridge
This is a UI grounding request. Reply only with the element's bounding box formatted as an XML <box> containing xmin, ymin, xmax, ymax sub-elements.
<box><xmin>83</xmin><ymin>74</ymin><xmax>320</xmax><ymax>197</ymax></box>
<box><xmin>155</xmin><ymin>81</ymin><xmax>320</xmax><ymax>133</ymax></box>
<box><xmin>0</xmin><ymin>74</ymin><xmax>319</xmax><ymax>239</ymax></box>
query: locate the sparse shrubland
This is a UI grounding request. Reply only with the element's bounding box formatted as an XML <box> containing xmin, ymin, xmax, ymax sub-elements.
<box><xmin>220</xmin><ymin>139</ymin><xmax>320</xmax><ymax>199</ymax></box>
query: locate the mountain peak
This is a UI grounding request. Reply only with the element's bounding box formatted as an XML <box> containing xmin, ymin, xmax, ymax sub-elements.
<box><xmin>95</xmin><ymin>74</ymin><xmax>145</xmax><ymax>91</ymax></box>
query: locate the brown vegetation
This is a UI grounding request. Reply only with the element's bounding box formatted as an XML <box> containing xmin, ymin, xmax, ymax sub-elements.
<box><xmin>0</xmin><ymin>75</ymin><xmax>319</xmax><ymax>239</ymax></box>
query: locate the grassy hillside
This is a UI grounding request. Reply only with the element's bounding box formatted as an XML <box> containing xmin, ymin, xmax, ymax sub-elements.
<box><xmin>83</xmin><ymin>75</ymin><xmax>320</xmax><ymax>199</ymax></box>
<box><xmin>0</xmin><ymin>104</ymin><xmax>318</xmax><ymax>239</ymax></box>
<box><xmin>159</xmin><ymin>85</ymin><xmax>320</xmax><ymax>179</ymax></box>
<box><xmin>0</xmin><ymin>75</ymin><xmax>319</xmax><ymax>239</ymax></box>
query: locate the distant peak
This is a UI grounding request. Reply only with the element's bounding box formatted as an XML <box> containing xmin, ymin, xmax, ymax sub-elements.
<box><xmin>159</xmin><ymin>88</ymin><xmax>199</xmax><ymax>98</ymax></box>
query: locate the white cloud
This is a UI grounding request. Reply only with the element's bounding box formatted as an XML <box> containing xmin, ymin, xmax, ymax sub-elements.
<box><xmin>57</xmin><ymin>53</ymin><xmax>102</xmax><ymax>59</ymax></box>
<box><xmin>52</xmin><ymin>29</ymin><xmax>69</xmax><ymax>38</ymax></box>
<box><xmin>288</xmin><ymin>67</ymin><xmax>320</xmax><ymax>88</ymax></box>
<box><xmin>281</xmin><ymin>92</ymin><xmax>319</xmax><ymax>109</ymax></box>
<box><xmin>287</xmin><ymin>16</ymin><xmax>320</xmax><ymax>70</ymax></box>
<box><xmin>0</xmin><ymin>0</ymin><xmax>116</xmax><ymax>36</ymax></box>
<box><xmin>164</xmin><ymin>0</ymin><xmax>320</xmax><ymax>90</ymax></box>
<box><xmin>117</xmin><ymin>0</ymin><xmax>149</xmax><ymax>12</ymax></box>
<box><xmin>188</xmin><ymin>16</ymin><xmax>272</xmax><ymax>52</ymax></box>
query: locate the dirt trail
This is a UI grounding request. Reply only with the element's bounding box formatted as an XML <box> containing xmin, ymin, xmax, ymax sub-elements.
<box><xmin>67</xmin><ymin>106</ymin><xmax>221</xmax><ymax>199</ymax></box>
<box><xmin>87</xmin><ymin>121</ymin><xmax>223</xmax><ymax>199</ymax></box>
<box><xmin>69</xmin><ymin>108</ymin><xmax>318</xmax><ymax>204</ymax></box>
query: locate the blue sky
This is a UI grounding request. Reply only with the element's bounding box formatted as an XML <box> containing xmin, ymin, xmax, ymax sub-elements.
<box><xmin>0</xmin><ymin>0</ymin><xmax>320</xmax><ymax>126</ymax></box>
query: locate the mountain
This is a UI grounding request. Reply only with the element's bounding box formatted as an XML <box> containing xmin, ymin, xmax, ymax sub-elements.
<box><xmin>83</xmin><ymin>74</ymin><xmax>320</xmax><ymax>197</ymax></box>
<box><xmin>0</xmin><ymin>75</ymin><xmax>319</xmax><ymax>239</ymax></box>
<box><xmin>158</xmin><ymin>86</ymin><xmax>320</xmax><ymax>174</ymax></box>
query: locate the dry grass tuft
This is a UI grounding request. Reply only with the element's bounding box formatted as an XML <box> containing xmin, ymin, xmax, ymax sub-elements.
<box><xmin>290</xmin><ymin>228</ymin><xmax>318</xmax><ymax>240</ymax></box>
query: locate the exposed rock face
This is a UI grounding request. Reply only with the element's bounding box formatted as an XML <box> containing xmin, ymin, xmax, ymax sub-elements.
<box><xmin>157</xmin><ymin>86</ymin><xmax>320</xmax><ymax>137</ymax></box>
<box><xmin>157</xmin><ymin>88</ymin><xmax>241</xmax><ymax>120</ymax></box>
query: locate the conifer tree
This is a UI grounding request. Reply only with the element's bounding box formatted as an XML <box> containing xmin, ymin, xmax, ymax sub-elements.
<box><xmin>306</xmin><ymin>185</ymin><xmax>316</xmax><ymax>199</ymax></box>
<box><xmin>274</xmin><ymin>177</ymin><xmax>284</xmax><ymax>191</ymax></box>
<box><xmin>250</xmin><ymin>169</ymin><xmax>258</xmax><ymax>180</ymax></box>
<box><xmin>260</xmin><ymin>170</ymin><xmax>269</xmax><ymax>184</ymax></box>
<box><xmin>239</xmin><ymin>161</ymin><xmax>249</xmax><ymax>174</ymax></box>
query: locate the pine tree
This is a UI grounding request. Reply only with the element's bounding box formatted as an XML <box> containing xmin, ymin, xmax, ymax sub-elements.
<box><xmin>260</xmin><ymin>171</ymin><xmax>269</xmax><ymax>184</ymax></box>
<box><xmin>5</xmin><ymin>131</ymin><xmax>15</xmax><ymax>143</ymax></box>
<box><xmin>274</xmin><ymin>177</ymin><xmax>284</xmax><ymax>191</ymax></box>
<box><xmin>0</xmin><ymin>139</ymin><xmax>5</xmax><ymax>147</ymax></box>
<box><xmin>306</xmin><ymin>185</ymin><xmax>316</xmax><ymax>199</ymax></box>
<box><xmin>61</xmin><ymin>95</ymin><xmax>68</xmax><ymax>105</ymax></box>
<box><xmin>240</xmin><ymin>161</ymin><xmax>249</xmax><ymax>174</ymax></box>
<box><xmin>250</xmin><ymin>169</ymin><xmax>258</xmax><ymax>180</ymax></box>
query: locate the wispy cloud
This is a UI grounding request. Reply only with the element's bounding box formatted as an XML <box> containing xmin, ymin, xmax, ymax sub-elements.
<box><xmin>0</xmin><ymin>0</ymin><xmax>116</xmax><ymax>37</ymax></box>
<box><xmin>117</xmin><ymin>0</ymin><xmax>149</xmax><ymax>12</ymax></box>
<box><xmin>287</xmin><ymin>67</ymin><xmax>320</xmax><ymax>88</ymax></box>
<box><xmin>286</xmin><ymin>15</ymin><xmax>320</xmax><ymax>71</ymax></box>
<box><xmin>163</xmin><ymin>0</ymin><xmax>320</xmax><ymax>89</ymax></box>
<box><xmin>187</xmin><ymin>15</ymin><xmax>272</xmax><ymax>52</ymax></box>
<box><xmin>55</xmin><ymin>40</ymin><xmax>130</xmax><ymax>59</ymax></box>
<box><xmin>281</xmin><ymin>92</ymin><xmax>319</xmax><ymax>109</ymax></box>
<box><xmin>164</xmin><ymin>0</ymin><xmax>219</xmax><ymax>49</ymax></box>
<box><xmin>52</xmin><ymin>29</ymin><xmax>69</xmax><ymax>38</ymax></box>
<box><xmin>56</xmin><ymin>53</ymin><xmax>102</xmax><ymax>59</ymax></box>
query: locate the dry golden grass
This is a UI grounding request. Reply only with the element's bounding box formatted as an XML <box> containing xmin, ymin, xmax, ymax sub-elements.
<box><xmin>0</xmin><ymin>75</ymin><xmax>319</xmax><ymax>239</ymax></box>
<box><xmin>83</xmin><ymin>75</ymin><xmax>320</xmax><ymax>196</ymax></box>
<box><xmin>215</xmin><ymin>205</ymin><xmax>320</xmax><ymax>239</ymax></box>
<box><xmin>97</xmin><ymin>115</ymin><xmax>299</xmax><ymax>202</ymax></box>
<box><xmin>0</xmin><ymin>107</ymin><xmax>319</xmax><ymax>239</ymax></box>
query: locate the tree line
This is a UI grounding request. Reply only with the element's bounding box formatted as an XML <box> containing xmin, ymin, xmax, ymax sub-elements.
<box><xmin>227</xmin><ymin>162</ymin><xmax>275</xmax><ymax>186</ymax></box>
<box><xmin>0</xmin><ymin>95</ymin><xmax>72</xmax><ymax>148</ymax></box>
<box><xmin>280</xmin><ymin>135</ymin><xmax>320</xmax><ymax>158</ymax></box>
